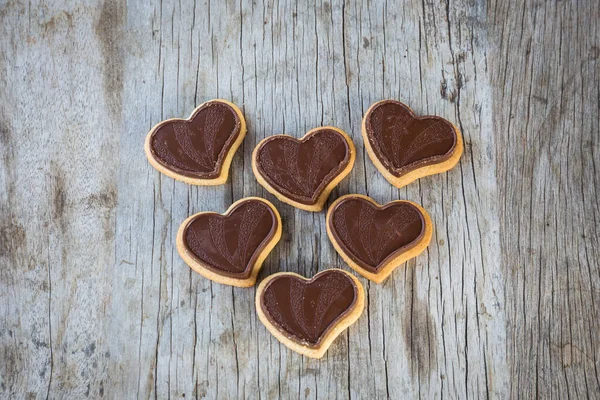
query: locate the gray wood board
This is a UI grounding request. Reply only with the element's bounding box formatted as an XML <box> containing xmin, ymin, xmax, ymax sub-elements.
<box><xmin>0</xmin><ymin>0</ymin><xmax>598</xmax><ymax>398</ymax></box>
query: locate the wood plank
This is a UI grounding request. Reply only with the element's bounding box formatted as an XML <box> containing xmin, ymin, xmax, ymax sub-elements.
<box><xmin>490</xmin><ymin>0</ymin><xmax>600</xmax><ymax>398</ymax></box>
<box><xmin>0</xmin><ymin>0</ymin><xmax>119</xmax><ymax>398</ymax></box>
<box><xmin>0</xmin><ymin>0</ymin><xmax>598</xmax><ymax>398</ymax></box>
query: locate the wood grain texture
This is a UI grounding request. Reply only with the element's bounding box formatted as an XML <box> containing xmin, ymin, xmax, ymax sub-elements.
<box><xmin>491</xmin><ymin>1</ymin><xmax>600</xmax><ymax>398</ymax></box>
<box><xmin>0</xmin><ymin>0</ymin><xmax>597</xmax><ymax>398</ymax></box>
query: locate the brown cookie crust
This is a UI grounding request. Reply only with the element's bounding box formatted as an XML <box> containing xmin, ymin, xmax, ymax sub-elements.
<box><xmin>256</xmin><ymin>269</ymin><xmax>365</xmax><ymax>358</ymax></box>
<box><xmin>252</xmin><ymin>126</ymin><xmax>356</xmax><ymax>212</ymax></box>
<box><xmin>326</xmin><ymin>194</ymin><xmax>433</xmax><ymax>283</ymax></box>
<box><xmin>177</xmin><ymin>197</ymin><xmax>282</xmax><ymax>287</ymax></box>
<box><xmin>362</xmin><ymin>100</ymin><xmax>463</xmax><ymax>188</ymax></box>
<box><xmin>145</xmin><ymin>99</ymin><xmax>247</xmax><ymax>185</ymax></box>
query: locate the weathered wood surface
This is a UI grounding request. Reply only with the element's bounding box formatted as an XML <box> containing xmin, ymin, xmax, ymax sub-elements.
<box><xmin>0</xmin><ymin>0</ymin><xmax>598</xmax><ymax>398</ymax></box>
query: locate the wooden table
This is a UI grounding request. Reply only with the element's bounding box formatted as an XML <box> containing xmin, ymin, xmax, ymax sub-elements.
<box><xmin>1</xmin><ymin>0</ymin><xmax>598</xmax><ymax>398</ymax></box>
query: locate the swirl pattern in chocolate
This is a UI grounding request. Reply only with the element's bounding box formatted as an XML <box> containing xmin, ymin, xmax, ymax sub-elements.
<box><xmin>260</xmin><ymin>270</ymin><xmax>358</xmax><ymax>346</ymax></box>
<box><xmin>182</xmin><ymin>199</ymin><xmax>277</xmax><ymax>278</ymax></box>
<box><xmin>328</xmin><ymin>196</ymin><xmax>425</xmax><ymax>273</ymax></box>
<box><xmin>254</xmin><ymin>129</ymin><xmax>351</xmax><ymax>205</ymax></box>
<box><xmin>149</xmin><ymin>101</ymin><xmax>241</xmax><ymax>178</ymax></box>
<box><xmin>364</xmin><ymin>100</ymin><xmax>457</xmax><ymax>177</ymax></box>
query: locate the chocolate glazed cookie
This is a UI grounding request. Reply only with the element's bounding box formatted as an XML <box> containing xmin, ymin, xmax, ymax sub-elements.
<box><xmin>256</xmin><ymin>269</ymin><xmax>365</xmax><ymax>358</ymax></box>
<box><xmin>145</xmin><ymin>99</ymin><xmax>246</xmax><ymax>185</ymax></box>
<box><xmin>326</xmin><ymin>194</ymin><xmax>433</xmax><ymax>283</ymax></box>
<box><xmin>362</xmin><ymin>100</ymin><xmax>463</xmax><ymax>188</ymax></box>
<box><xmin>252</xmin><ymin>127</ymin><xmax>356</xmax><ymax>212</ymax></box>
<box><xmin>176</xmin><ymin>197</ymin><xmax>282</xmax><ymax>287</ymax></box>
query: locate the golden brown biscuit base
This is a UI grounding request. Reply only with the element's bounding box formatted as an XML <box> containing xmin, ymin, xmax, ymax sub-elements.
<box><xmin>255</xmin><ymin>269</ymin><xmax>365</xmax><ymax>358</ymax></box>
<box><xmin>176</xmin><ymin>197</ymin><xmax>282</xmax><ymax>287</ymax></box>
<box><xmin>361</xmin><ymin>100</ymin><xmax>464</xmax><ymax>188</ymax></box>
<box><xmin>251</xmin><ymin>126</ymin><xmax>356</xmax><ymax>212</ymax></box>
<box><xmin>326</xmin><ymin>194</ymin><xmax>433</xmax><ymax>283</ymax></box>
<box><xmin>144</xmin><ymin>99</ymin><xmax>247</xmax><ymax>186</ymax></box>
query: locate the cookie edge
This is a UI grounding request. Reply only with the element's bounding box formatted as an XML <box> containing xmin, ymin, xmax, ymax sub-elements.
<box><xmin>361</xmin><ymin>99</ymin><xmax>464</xmax><ymax>188</ymax></box>
<box><xmin>326</xmin><ymin>194</ymin><xmax>433</xmax><ymax>284</ymax></box>
<box><xmin>176</xmin><ymin>197</ymin><xmax>282</xmax><ymax>287</ymax></box>
<box><xmin>144</xmin><ymin>99</ymin><xmax>247</xmax><ymax>186</ymax></box>
<box><xmin>251</xmin><ymin>126</ymin><xmax>356</xmax><ymax>212</ymax></box>
<box><xmin>255</xmin><ymin>269</ymin><xmax>365</xmax><ymax>359</ymax></box>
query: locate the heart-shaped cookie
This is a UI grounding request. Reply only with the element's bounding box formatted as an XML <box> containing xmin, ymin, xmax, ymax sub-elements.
<box><xmin>326</xmin><ymin>194</ymin><xmax>432</xmax><ymax>283</ymax></box>
<box><xmin>176</xmin><ymin>197</ymin><xmax>281</xmax><ymax>287</ymax></box>
<box><xmin>145</xmin><ymin>99</ymin><xmax>246</xmax><ymax>185</ymax></box>
<box><xmin>256</xmin><ymin>269</ymin><xmax>364</xmax><ymax>358</ymax></box>
<box><xmin>362</xmin><ymin>100</ymin><xmax>463</xmax><ymax>188</ymax></box>
<box><xmin>252</xmin><ymin>127</ymin><xmax>355</xmax><ymax>211</ymax></box>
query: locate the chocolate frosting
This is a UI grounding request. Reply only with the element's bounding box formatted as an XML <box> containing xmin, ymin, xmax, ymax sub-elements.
<box><xmin>260</xmin><ymin>270</ymin><xmax>358</xmax><ymax>346</ymax></box>
<box><xmin>255</xmin><ymin>129</ymin><xmax>351</xmax><ymax>205</ymax></box>
<box><xmin>328</xmin><ymin>196</ymin><xmax>425</xmax><ymax>273</ymax></box>
<box><xmin>364</xmin><ymin>100</ymin><xmax>456</xmax><ymax>177</ymax></box>
<box><xmin>149</xmin><ymin>101</ymin><xmax>241</xmax><ymax>178</ymax></box>
<box><xmin>182</xmin><ymin>199</ymin><xmax>277</xmax><ymax>279</ymax></box>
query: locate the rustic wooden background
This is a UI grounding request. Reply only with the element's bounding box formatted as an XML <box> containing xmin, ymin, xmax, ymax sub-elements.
<box><xmin>1</xmin><ymin>0</ymin><xmax>598</xmax><ymax>398</ymax></box>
